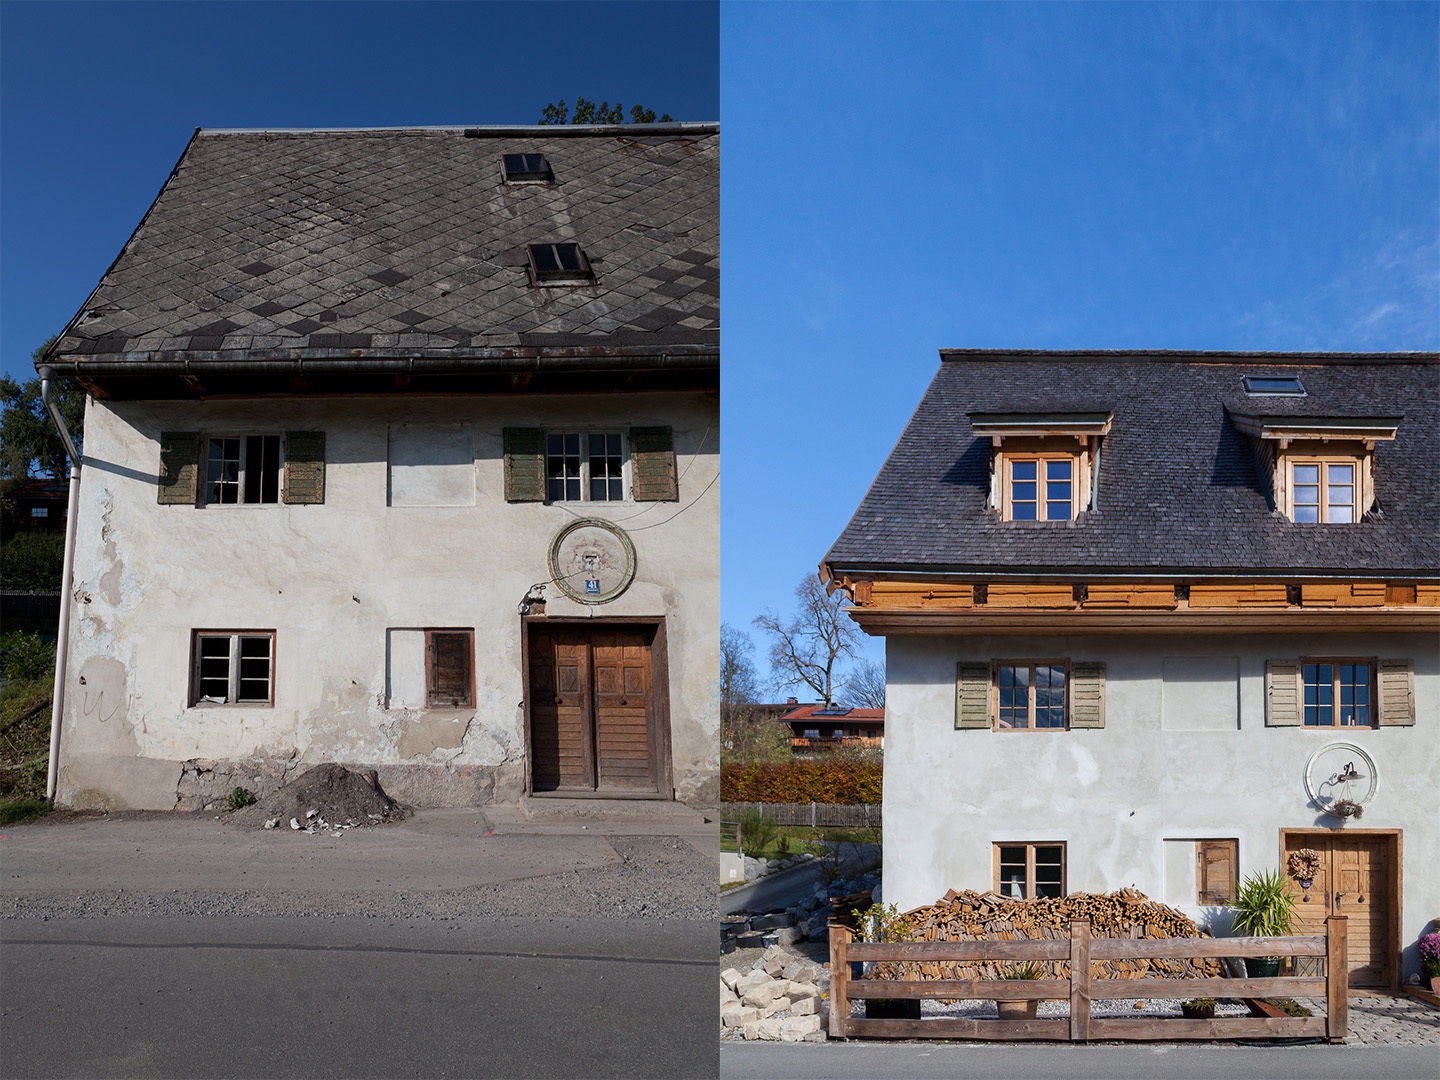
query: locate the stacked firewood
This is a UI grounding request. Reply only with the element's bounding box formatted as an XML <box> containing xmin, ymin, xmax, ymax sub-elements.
<box><xmin>871</xmin><ymin>888</ymin><xmax>1221</xmax><ymax>981</ymax></box>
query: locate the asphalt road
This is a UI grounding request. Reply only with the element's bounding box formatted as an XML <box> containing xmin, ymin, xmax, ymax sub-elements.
<box><xmin>721</xmin><ymin>843</ymin><xmax>880</xmax><ymax>916</ymax></box>
<box><xmin>1</xmin><ymin>805</ymin><xmax>719</xmax><ymax>1079</ymax></box>
<box><xmin>720</xmin><ymin>1042</ymin><xmax>1440</xmax><ymax>1080</ymax></box>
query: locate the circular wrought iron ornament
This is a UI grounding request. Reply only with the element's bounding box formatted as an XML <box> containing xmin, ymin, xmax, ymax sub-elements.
<box><xmin>1303</xmin><ymin>741</ymin><xmax>1379</xmax><ymax>818</ymax></box>
<box><xmin>547</xmin><ymin>518</ymin><xmax>637</xmax><ymax>605</ymax></box>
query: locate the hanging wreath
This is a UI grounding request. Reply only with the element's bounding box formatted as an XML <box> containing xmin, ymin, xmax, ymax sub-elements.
<box><xmin>1286</xmin><ymin>848</ymin><xmax>1322</xmax><ymax>880</ymax></box>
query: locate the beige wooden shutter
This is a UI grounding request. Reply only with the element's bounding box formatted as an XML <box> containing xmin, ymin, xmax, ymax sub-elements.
<box><xmin>1196</xmin><ymin>840</ymin><xmax>1237</xmax><ymax>905</ymax></box>
<box><xmin>282</xmin><ymin>431</ymin><xmax>326</xmax><ymax>504</ymax></box>
<box><xmin>629</xmin><ymin>426</ymin><xmax>678</xmax><ymax>502</ymax></box>
<box><xmin>503</xmin><ymin>428</ymin><xmax>545</xmax><ymax>502</ymax></box>
<box><xmin>955</xmin><ymin>662</ymin><xmax>991</xmax><ymax>729</ymax></box>
<box><xmin>1069</xmin><ymin>662</ymin><xmax>1106</xmax><ymax>728</ymax></box>
<box><xmin>427</xmin><ymin>631</ymin><xmax>474</xmax><ymax>708</ymax></box>
<box><xmin>1377</xmin><ymin>658</ymin><xmax>1415</xmax><ymax>726</ymax></box>
<box><xmin>157</xmin><ymin>432</ymin><xmax>201</xmax><ymax>504</ymax></box>
<box><xmin>1265</xmin><ymin>659</ymin><xmax>1302</xmax><ymax>726</ymax></box>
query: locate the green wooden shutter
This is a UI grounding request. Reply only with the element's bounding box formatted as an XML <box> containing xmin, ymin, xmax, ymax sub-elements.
<box><xmin>1377</xmin><ymin>658</ymin><xmax>1415</xmax><ymax>726</ymax></box>
<box><xmin>955</xmin><ymin>662</ymin><xmax>991</xmax><ymax>729</ymax></box>
<box><xmin>1070</xmin><ymin>662</ymin><xmax>1106</xmax><ymax>728</ymax></box>
<box><xmin>503</xmin><ymin>428</ymin><xmax>545</xmax><ymax>502</ymax></box>
<box><xmin>157</xmin><ymin>432</ymin><xmax>201</xmax><ymax>504</ymax></box>
<box><xmin>1265</xmin><ymin>659</ymin><xmax>1302</xmax><ymax>726</ymax></box>
<box><xmin>283</xmin><ymin>431</ymin><xmax>326</xmax><ymax>504</ymax></box>
<box><xmin>630</xmin><ymin>426</ymin><xmax>678</xmax><ymax>502</ymax></box>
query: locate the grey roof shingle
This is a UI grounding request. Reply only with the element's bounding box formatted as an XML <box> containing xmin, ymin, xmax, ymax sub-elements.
<box><xmin>50</xmin><ymin>125</ymin><xmax>718</xmax><ymax>362</ymax></box>
<box><xmin>825</xmin><ymin>350</ymin><xmax>1440</xmax><ymax>577</ymax></box>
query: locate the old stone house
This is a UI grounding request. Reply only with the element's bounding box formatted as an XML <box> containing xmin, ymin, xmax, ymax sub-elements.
<box><xmin>41</xmin><ymin>123</ymin><xmax>718</xmax><ymax>809</ymax></box>
<box><xmin>823</xmin><ymin>349</ymin><xmax>1438</xmax><ymax>987</ymax></box>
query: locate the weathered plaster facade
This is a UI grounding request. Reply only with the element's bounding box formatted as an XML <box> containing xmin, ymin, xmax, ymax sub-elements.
<box><xmin>882</xmin><ymin>631</ymin><xmax>1439</xmax><ymax>978</ymax></box>
<box><xmin>57</xmin><ymin>390</ymin><xmax>719</xmax><ymax>810</ymax></box>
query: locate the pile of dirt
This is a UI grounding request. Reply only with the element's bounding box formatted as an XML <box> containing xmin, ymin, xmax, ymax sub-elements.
<box><xmin>231</xmin><ymin>763</ymin><xmax>407</xmax><ymax>831</ymax></box>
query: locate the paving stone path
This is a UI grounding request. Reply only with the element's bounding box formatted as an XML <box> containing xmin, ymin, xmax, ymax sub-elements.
<box><xmin>1329</xmin><ymin>993</ymin><xmax>1440</xmax><ymax>1047</ymax></box>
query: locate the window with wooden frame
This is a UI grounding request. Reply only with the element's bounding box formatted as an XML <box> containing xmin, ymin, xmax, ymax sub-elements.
<box><xmin>996</xmin><ymin>661</ymin><xmax>1069</xmax><ymax>729</ymax></box>
<box><xmin>425</xmin><ymin>629</ymin><xmax>475</xmax><ymax>708</ymax></box>
<box><xmin>204</xmin><ymin>434</ymin><xmax>282</xmax><ymax>505</ymax></box>
<box><xmin>1195</xmin><ymin>839</ymin><xmax>1238</xmax><ymax>905</ymax></box>
<box><xmin>545</xmin><ymin>432</ymin><xmax>625</xmax><ymax>503</ymax></box>
<box><xmin>191</xmin><ymin>631</ymin><xmax>275</xmax><ymax>706</ymax></box>
<box><xmin>1003</xmin><ymin>455</ymin><xmax>1076</xmax><ymax>521</ymax></box>
<box><xmin>1288</xmin><ymin>457</ymin><xmax>1360</xmax><ymax>523</ymax></box>
<box><xmin>1302</xmin><ymin>658</ymin><xmax>1374</xmax><ymax>727</ymax></box>
<box><xmin>994</xmin><ymin>842</ymin><xmax>1066</xmax><ymax>899</ymax></box>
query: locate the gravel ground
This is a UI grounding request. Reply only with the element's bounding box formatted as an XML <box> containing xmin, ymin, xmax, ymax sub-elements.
<box><xmin>909</xmin><ymin>997</ymin><xmax>1254</xmax><ymax>1019</ymax></box>
<box><xmin>0</xmin><ymin>835</ymin><xmax>716</xmax><ymax>922</ymax></box>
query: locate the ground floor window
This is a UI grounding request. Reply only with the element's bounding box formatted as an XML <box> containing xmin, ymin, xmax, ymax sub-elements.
<box><xmin>1195</xmin><ymin>839</ymin><xmax>1238</xmax><ymax>904</ymax></box>
<box><xmin>425</xmin><ymin>629</ymin><xmax>475</xmax><ymax>707</ymax></box>
<box><xmin>994</xmin><ymin>841</ymin><xmax>1066</xmax><ymax>899</ymax></box>
<box><xmin>192</xmin><ymin>631</ymin><xmax>275</xmax><ymax>705</ymax></box>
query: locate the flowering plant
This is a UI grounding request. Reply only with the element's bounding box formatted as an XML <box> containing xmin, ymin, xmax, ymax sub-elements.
<box><xmin>1420</xmin><ymin>932</ymin><xmax>1440</xmax><ymax>979</ymax></box>
<box><xmin>1286</xmin><ymin>849</ymin><xmax>1322</xmax><ymax>880</ymax></box>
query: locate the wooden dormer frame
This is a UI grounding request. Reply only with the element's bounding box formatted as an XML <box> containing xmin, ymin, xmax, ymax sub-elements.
<box><xmin>972</xmin><ymin>413</ymin><xmax>1112</xmax><ymax>520</ymax></box>
<box><xmin>1230</xmin><ymin>414</ymin><xmax>1398</xmax><ymax>522</ymax></box>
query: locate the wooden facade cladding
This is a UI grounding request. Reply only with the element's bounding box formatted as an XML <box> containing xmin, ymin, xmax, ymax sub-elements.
<box><xmin>830</xmin><ymin>574</ymin><xmax>1440</xmax><ymax>635</ymax></box>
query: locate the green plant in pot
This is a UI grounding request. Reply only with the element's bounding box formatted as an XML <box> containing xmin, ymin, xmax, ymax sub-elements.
<box><xmin>995</xmin><ymin>962</ymin><xmax>1044</xmax><ymax>1021</ymax></box>
<box><xmin>1230</xmin><ymin>869</ymin><xmax>1297</xmax><ymax>978</ymax></box>
<box><xmin>1181</xmin><ymin>997</ymin><xmax>1217</xmax><ymax>1019</ymax></box>
<box><xmin>854</xmin><ymin>903</ymin><xmax>922</xmax><ymax>1021</ymax></box>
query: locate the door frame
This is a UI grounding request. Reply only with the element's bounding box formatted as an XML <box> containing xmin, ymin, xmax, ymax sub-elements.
<box><xmin>521</xmin><ymin>615</ymin><xmax>673</xmax><ymax>800</ymax></box>
<box><xmin>1279</xmin><ymin>828</ymin><xmax>1402</xmax><ymax>990</ymax></box>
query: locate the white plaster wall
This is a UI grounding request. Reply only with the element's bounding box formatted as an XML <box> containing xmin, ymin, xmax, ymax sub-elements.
<box><xmin>883</xmin><ymin>631</ymin><xmax>1439</xmax><ymax>977</ymax></box>
<box><xmin>56</xmin><ymin>390</ymin><xmax>719</xmax><ymax>808</ymax></box>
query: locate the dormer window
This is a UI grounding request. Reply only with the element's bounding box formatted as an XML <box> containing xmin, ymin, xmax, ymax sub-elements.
<box><xmin>970</xmin><ymin>411</ymin><xmax>1111</xmax><ymax>522</ymax></box>
<box><xmin>527</xmin><ymin>242</ymin><xmax>594</xmax><ymax>286</ymax></box>
<box><xmin>502</xmin><ymin>153</ymin><xmax>553</xmax><ymax>183</ymax></box>
<box><xmin>1290</xmin><ymin>459</ymin><xmax>1357</xmax><ymax>523</ymax></box>
<box><xmin>1229</xmin><ymin>414</ymin><xmax>1399</xmax><ymax>525</ymax></box>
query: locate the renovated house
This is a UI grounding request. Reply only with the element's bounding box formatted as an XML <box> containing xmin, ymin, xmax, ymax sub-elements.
<box><xmin>783</xmin><ymin>704</ymin><xmax>884</xmax><ymax>753</ymax></box>
<box><xmin>823</xmin><ymin>349</ymin><xmax>1438</xmax><ymax>987</ymax></box>
<box><xmin>40</xmin><ymin>123</ymin><xmax>718</xmax><ymax>809</ymax></box>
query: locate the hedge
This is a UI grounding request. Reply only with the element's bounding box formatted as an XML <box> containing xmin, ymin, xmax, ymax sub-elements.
<box><xmin>720</xmin><ymin>760</ymin><xmax>882</xmax><ymax>804</ymax></box>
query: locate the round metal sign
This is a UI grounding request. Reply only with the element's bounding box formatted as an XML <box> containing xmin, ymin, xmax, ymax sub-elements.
<box><xmin>547</xmin><ymin>518</ymin><xmax>637</xmax><ymax>605</ymax></box>
<box><xmin>1303</xmin><ymin>741</ymin><xmax>1379</xmax><ymax>818</ymax></box>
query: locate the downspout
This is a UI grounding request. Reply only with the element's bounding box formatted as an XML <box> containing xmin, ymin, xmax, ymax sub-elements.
<box><xmin>37</xmin><ymin>367</ymin><xmax>81</xmax><ymax>803</ymax></box>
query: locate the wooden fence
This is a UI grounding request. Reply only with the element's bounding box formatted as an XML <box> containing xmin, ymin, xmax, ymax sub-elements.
<box><xmin>829</xmin><ymin>916</ymin><xmax>1347</xmax><ymax>1043</ymax></box>
<box><xmin>722</xmin><ymin>802</ymin><xmax>881</xmax><ymax>829</ymax></box>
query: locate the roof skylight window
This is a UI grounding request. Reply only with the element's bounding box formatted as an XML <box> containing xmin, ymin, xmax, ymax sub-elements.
<box><xmin>502</xmin><ymin>153</ymin><xmax>553</xmax><ymax>183</ymax></box>
<box><xmin>1242</xmin><ymin>375</ymin><xmax>1306</xmax><ymax>396</ymax></box>
<box><xmin>527</xmin><ymin>243</ymin><xmax>594</xmax><ymax>285</ymax></box>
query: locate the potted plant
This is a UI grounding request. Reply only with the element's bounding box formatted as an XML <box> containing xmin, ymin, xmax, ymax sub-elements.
<box><xmin>854</xmin><ymin>903</ymin><xmax>922</xmax><ymax>1020</ymax></box>
<box><xmin>994</xmin><ymin>962</ymin><xmax>1044</xmax><ymax>1021</ymax></box>
<box><xmin>1285</xmin><ymin>848</ymin><xmax>1322</xmax><ymax>893</ymax></box>
<box><xmin>1180</xmin><ymin>997</ymin><xmax>1217</xmax><ymax>1019</ymax></box>
<box><xmin>1231</xmin><ymin>869</ymin><xmax>1297</xmax><ymax>978</ymax></box>
<box><xmin>1420</xmin><ymin>932</ymin><xmax>1440</xmax><ymax>996</ymax></box>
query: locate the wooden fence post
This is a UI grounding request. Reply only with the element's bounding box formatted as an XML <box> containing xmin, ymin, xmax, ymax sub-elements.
<box><xmin>829</xmin><ymin>923</ymin><xmax>851</xmax><ymax>1040</ymax></box>
<box><xmin>1325</xmin><ymin>915</ymin><xmax>1347</xmax><ymax>1043</ymax></box>
<box><xmin>1069</xmin><ymin>920</ymin><xmax>1091</xmax><ymax>1043</ymax></box>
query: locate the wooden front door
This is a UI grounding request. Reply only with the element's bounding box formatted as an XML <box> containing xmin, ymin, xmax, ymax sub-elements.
<box><xmin>528</xmin><ymin>624</ymin><xmax>662</xmax><ymax>796</ymax></box>
<box><xmin>1283</xmin><ymin>832</ymin><xmax>1396</xmax><ymax>987</ymax></box>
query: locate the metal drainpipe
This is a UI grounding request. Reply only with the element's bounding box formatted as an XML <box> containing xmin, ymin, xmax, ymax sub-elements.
<box><xmin>37</xmin><ymin>367</ymin><xmax>82</xmax><ymax>803</ymax></box>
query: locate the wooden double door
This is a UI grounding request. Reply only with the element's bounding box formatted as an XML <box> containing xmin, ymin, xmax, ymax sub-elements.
<box><xmin>528</xmin><ymin>623</ymin><xmax>666</xmax><ymax>797</ymax></box>
<box><xmin>1283</xmin><ymin>831</ymin><xmax>1398</xmax><ymax>987</ymax></box>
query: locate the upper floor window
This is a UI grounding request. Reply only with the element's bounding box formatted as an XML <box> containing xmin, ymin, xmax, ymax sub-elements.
<box><xmin>206</xmin><ymin>434</ymin><xmax>281</xmax><ymax>505</ymax></box>
<box><xmin>1303</xmin><ymin>659</ymin><xmax>1373</xmax><ymax>727</ymax></box>
<box><xmin>546</xmin><ymin>432</ymin><xmax>624</xmax><ymax>502</ymax></box>
<box><xmin>1006</xmin><ymin>457</ymin><xmax>1074</xmax><ymax>521</ymax></box>
<box><xmin>1290</xmin><ymin>459</ymin><xmax>1357</xmax><ymax>523</ymax></box>
<box><xmin>997</xmin><ymin>662</ymin><xmax>1068</xmax><ymax>729</ymax></box>
<box><xmin>1242</xmin><ymin>375</ymin><xmax>1306</xmax><ymax>396</ymax></box>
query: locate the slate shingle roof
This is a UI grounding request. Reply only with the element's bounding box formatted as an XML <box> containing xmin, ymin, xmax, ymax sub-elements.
<box><xmin>825</xmin><ymin>350</ymin><xmax>1440</xmax><ymax>577</ymax></box>
<box><xmin>49</xmin><ymin>125</ymin><xmax>718</xmax><ymax>363</ymax></box>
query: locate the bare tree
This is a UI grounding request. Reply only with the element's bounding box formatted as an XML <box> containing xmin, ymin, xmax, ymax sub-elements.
<box><xmin>720</xmin><ymin>623</ymin><xmax>763</xmax><ymax>726</ymax></box>
<box><xmin>754</xmin><ymin>576</ymin><xmax>863</xmax><ymax>706</ymax></box>
<box><xmin>843</xmin><ymin>658</ymin><xmax>886</xmax><ymax>709</ymax></box>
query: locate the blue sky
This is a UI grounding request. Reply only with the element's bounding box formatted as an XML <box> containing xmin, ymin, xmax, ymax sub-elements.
<box><xmin>0</xmin><ymin>0</ymin><xmax>718</xmax><ymax>380</ymax></box>
<box><xmin>721</xmin><ymin>2</ymin><xmax>1439</xmax><ymax>678</ymax></box>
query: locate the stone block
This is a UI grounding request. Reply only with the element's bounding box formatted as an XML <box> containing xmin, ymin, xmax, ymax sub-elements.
<box><xmin>790</xmin><ymin>997</ymin><xmax>818</xmax><ymax>1016</ymax></box>
<box><xmin>735</xmin><ymin>969</ymin><xmax>771</xmax><ymax>997</ymax></box>
<box><xmin>721</xmin><ymin>1005</ymin><xmax>758</xmax><ymax>1028</ymax></box>
<box><xmin>802</xmin><ymin>1031</ymin><xmax>828</xmax><ymax>1043</ymax></box>
<box><xmin>780</xmin><ymin>1015</ymin><xmax>822</xmax><ymax>1040</ymax></box>
<box><xmin>761</xmin><ymin>997</ymin><xmax>792</xmax><ymax>1018</ymax></box>
<box><xmin>776</xmin><ymin>927</ymin><xmax>803</xmax><ymax>946</ymax></box>
<box><xmin>720</xmin><ymin>967</ymin><xmax>743</xmax><ymax>992</ymax></box>
<box><xmin>742</xmin><ymin>982</ymin><xmax>782</xmax><ymax>1009</ymax></box>
<box><xmin>742</xmin><ymin>1018</ymin><xmax>783</xmax><ymax>1041</ymax></box>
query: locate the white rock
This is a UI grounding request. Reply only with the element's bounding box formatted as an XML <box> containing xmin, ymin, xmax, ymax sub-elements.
<box><xmin>721</xmin><ymin>984</ymin><xmax>738</xmax><ymax>1006</ymax></box>
<box><xmin>742</xmin><ymin>1018</ymin><xmax>783</xmax><ymax>1041</ymax></box>
<box><xmin>289</xmin><ymin>818</ymin><xmax>301</xmax><ymax>830</ymax></box>
<box><xmin>743</xmin><ymin>982</ymin><xmax>782</xmax><ymax>1009</ymax></box>
<box><xmin>263</xmin><ymin>819</ymin><xmax>278</xmax><ymax>830</ymax></box>
<box><xmin>306</xmin><ymin>809</ymin><xmax>317</xmax><ymax>818</ymax></box>
<box><xmin>802</xmin><ymin>1030</ymin><xmax>828</xmax><ymax>1043</ymax></box>
<box><xmin>720</xmin><ymin>967</ymin><xmax>743</xmax><ymax>992</ymax></box>
<box><xmin>735</xmin><ymin>969</ymin><xmax>771</xmax><ymax>996</ymax></box>
<box><xmin>781</xmin><ymin>1015</ymin><xmax>822</xmax><ymax>1039</ymax></box>
<box><xmin>761</xmin><ymin>997</ymin><xmax>792</xmax><ymax>1017</ymax></box>
<box><xmin>791</xmin><ymin>997</ymin><xmax>818</xmax><ymax>1016</ymax></box>
<box><xmin>721</xmin><ymin>1006</ymin><xmax>758</xmax><ymax>1028</ymax></box>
